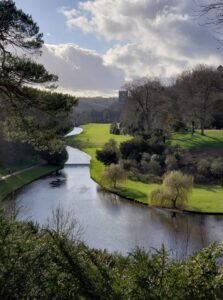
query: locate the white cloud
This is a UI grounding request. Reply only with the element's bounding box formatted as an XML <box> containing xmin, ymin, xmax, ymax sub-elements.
<box><xmin>37</xmin><ymin>43</ymin><xmax>125</xmax><ymax>96</ymax></box>
<box><xmin>60</xmin><ymin>0</ymin><xmax>223</xmax><ymax>81</ymax></box>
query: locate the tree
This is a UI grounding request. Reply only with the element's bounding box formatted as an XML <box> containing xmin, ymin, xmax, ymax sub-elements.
<box><xmin>151</xmin><ymin>171</ymin><xmax>193</xmax><ymax>209</ymax></box>
<box><xmin>0</xmin><ymin>1</ymin><xmax>77</xmax><ymax>153</ymax></box>
<box><xmin>102</xmin><ymin>164</ymin><xmax>127</xmax><ymax>188</ymax></box>
<box><xmin>96</xmin><ymin>139</ymin><xmax>120</xmax><ymax>165</ymax></box>
<box><xmin>176</xmin><ymin>65</ymin><xmax>223</xmax><ymax>135</ymax></box>
<box><xmin>121</xmin><ymin>78</ymin><xmax>166</xmax><ymax>134</ymax></box>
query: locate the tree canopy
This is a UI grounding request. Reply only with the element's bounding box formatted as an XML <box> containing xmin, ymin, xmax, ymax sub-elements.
<box><xmin>0</xmin><ymin>0</ymin><xmax>77</xmax><ymax>153</ymax></box>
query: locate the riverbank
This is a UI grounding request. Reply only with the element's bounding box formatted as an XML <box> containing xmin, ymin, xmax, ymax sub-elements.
<box><xmin>66</xmin><ymin>123</ymin><xmax>223</xmax><ymax>213</ymax></box>
<box><xmin>0</xmin><ymin>165</ymin><xmax>59</xmax><ymax>201</ymax></box>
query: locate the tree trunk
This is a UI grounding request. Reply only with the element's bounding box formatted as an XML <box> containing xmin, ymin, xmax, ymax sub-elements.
<box><xmin>172</xmin><ymin>198</ymin><xmax>177</xmax><ymax>209</ymax></box>
<box><xmin>200</xmin><ymin>119</ymin><xmax>205</xmax><ymax>135</ymax></box>
<box><xmin>191</xmin><ymin>120</ymin><xmax>195</xmax><ymax>135</ymax></box>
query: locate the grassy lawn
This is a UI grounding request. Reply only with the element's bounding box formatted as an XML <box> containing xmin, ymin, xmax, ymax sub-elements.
<box><xmin>67</xmin><ymin>124</ymin><xmax>223</xmax><ymax>213</ymax></box>
<box><xmin>0</xmin><ymin>165</ymin><xmax>58</xmax><ymax>202</ymax></box>
<box><xmin>170</xmin><ymin>130</ymin><xmax>223</xmax><ymax>150</ymax></box>
<box><xmin>0</xmin><ymin>163</ymin><xmax>36</xmax><ymax>177</ymax></box>
<box><xmin>66</xmin><ymin>123</ymin><xmax>131</xmax><ymax>149</ymax></box>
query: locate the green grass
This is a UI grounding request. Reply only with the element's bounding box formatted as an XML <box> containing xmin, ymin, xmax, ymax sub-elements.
<box><xmin>170</xmin><ymin>130</ymin><xmax>223</xmax><ymax>150</ymax></box>
<box><xmin>0</xmin><ymin>164</ymin><xmax>36</xmax><ymax>177</ymax></box>
<box><xmin>66</xmin><ymin>123</ymin><xmax>131</xmax><ymax>149</ymax></box>
<box><xmin>0</xmin><ymin>165</ymin><xmax>58</xmax><ymax>201</ymax></box>
<box><xmin>67</xmin><ymin>124</ymin><xmax>223</xmax><ymax>213</ymax></box>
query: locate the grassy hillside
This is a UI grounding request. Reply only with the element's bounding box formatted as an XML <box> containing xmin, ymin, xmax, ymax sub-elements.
<box><xmin>0</xmin><ymin>165</ymin><xmax>59</xmax><ymax>201</ymax></box>
<box><xmin>67</xmin><ymin>124</ymin><xmax>223</xmax><ymax>213</ymax></box>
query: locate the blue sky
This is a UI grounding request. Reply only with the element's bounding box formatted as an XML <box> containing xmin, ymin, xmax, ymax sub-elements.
<box><xmin>14</xmin><ymin>0</ymin><xmax>223</xmax><ymax>96</ymax></box>
<box><xmin>15</xmin><ymin>0</ymin><xmax>111</xmax><ymax>52</ymax></box>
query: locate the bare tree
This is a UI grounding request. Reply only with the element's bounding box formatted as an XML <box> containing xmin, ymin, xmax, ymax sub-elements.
<box><xmin>122</xmin><ymin>78</ymin><xmax>166</xmax><ymax>134</ymax></box>
<box><xmin>47</xmin><ymin>205</ymin><xmax>84</xmax><ymax>244</ymax></box>
<box><xmin>102</xmin><ymin>164</ymin><xmax>127</xmax><ymax>189</ymax></box>
<box><xmin>176</xmin><ymin>65</ymin><xmax>223</xmax><ymax>135</ymax></box>
<box><xmin>151</xmin><ymin>171</ymin><xmax>193</xmax><ymax>209</ymax></box>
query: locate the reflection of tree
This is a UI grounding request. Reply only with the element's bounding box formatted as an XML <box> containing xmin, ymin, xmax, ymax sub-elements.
<box><xmin>96</xmin><ymin>187</ymin><xmax>121</xmax><ymax>213</ymax></box>
<box><xmin>150</xmin><ymin>209</ymin><xmax>211</xmax><ymax>259</ymax></box>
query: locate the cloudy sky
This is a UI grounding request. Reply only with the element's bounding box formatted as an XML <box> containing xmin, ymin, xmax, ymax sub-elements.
<box><xmin>14</xmin><ymin>0</ymin><xmax>223</xmax><ymax>96</ymax></box>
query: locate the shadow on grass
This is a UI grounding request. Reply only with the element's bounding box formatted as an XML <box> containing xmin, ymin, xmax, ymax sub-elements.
<box><xmin>169</xmin><ymin>131</ymin><xmax>223</xmax><ymax>150</ymax></box>
<box><xmin>115</xmin><ymin>187</ymin><xmax>148</xmax><ymax>203</ymax></box>
<box><xmin>195</xmin><ymin>185</ymin><xmax>219</xmax><ymax>192</ymax></box>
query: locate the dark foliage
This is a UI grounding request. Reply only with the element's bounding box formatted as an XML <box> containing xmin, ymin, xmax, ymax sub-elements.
<box><xmin>0</xmin><ymin>215</ymin><xmax>222</xmax><ymax>299</ymax></box>
<box><xmin>96</xmin><ymin>139</ymin><xmax>120</xmax><ymax>165</ymax></box>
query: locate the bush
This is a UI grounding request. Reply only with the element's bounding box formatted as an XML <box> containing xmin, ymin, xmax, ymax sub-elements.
<box><xmin>110</xmin><ymin>123</ymin><xmax>120</xmax><ymax>135</ymax></box>
<box><xmin>0</xmin><ymin>215</ymin><xmax>222</xmax><ymax>299</ymax></box>
<box><xmin>96</xmin><ymin>139</ymin><xmax>120</xmax><ymax>165</ymax></box>
<box><xmin>120</xmin><ymin>159</ymin><xmax>138</xmax><ymax>171</ymax></box>
<box><xmin>40</xmin><ymin>148</ymin><xmax>68</xmax><ymax>165</ymax></box>
<box><xmin>120</xmin><ymin>137</ymin><xmax>150</xmax><ymax>161</ymax></box>
<box><xmin>210</xmin><ymin>158</ymin><xmax>223</xmax><ymax>185</ymax></box>
<box><xmin>165</xmin><ymin>155</ymin><xmax>178</xmax><ymax>171</ymax></box>
<box><xmin>147</xmin><ymin>161</ymin><xmax>162</xmax><ymax>176</ymax></box>
<box><xmin>197</xmin><ymin>159</ymin><xmax>211</xmax><ymax>176</ymax></box>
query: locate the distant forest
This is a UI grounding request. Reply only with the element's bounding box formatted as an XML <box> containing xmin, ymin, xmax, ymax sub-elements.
<box><xmin>72</xmin><ymin>97</ymin><xmax>122</xmax><ymax>125</ymax></box>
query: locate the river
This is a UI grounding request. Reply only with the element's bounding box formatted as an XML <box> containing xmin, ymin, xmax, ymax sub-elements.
<box><xmin>14</xmin><ymin>128</ymin><xmax>223</xmax><ymax>259</ymax></box>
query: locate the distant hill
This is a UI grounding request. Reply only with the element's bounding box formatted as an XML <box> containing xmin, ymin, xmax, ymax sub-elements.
<box><xmin>73</xmin><ymin>97</ymin><xmax>122</xmax><ymax>125</ymax></box>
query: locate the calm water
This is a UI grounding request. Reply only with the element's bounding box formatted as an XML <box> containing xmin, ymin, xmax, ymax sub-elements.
<box><xmin>13</xmin><ymin>128</ymin><xmax>223</xmax><ymax>258</ymax></box>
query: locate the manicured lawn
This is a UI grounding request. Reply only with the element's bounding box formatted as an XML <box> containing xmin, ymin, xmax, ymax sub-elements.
<box><xmin>66</xmin><ymin>123</ymin><xmax>131</xmax><ymax>149</ymax></box>
<box><xmin>67</xmin><ymin>124</ymin><xmax>223</xmax><ymax>213</ymax></box>
<box><xmin>170</xmin><ymin>130</ymin><xmax>223</xmax><ymax>150</ymax></box>
<box><xmin>0</xmin><ymin>165</ymin><xmax>58</xmax><ymax>201</ymax></box>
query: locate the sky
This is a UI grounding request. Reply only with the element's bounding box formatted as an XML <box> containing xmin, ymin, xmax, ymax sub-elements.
<box><xmin>14</xmin><ymin>0</ymin><xmax>223</xmax><ymax>97</ymax></box>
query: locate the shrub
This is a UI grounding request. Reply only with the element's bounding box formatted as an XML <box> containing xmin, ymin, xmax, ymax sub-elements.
<box><xmin>120</xmin><ymin>137</ymin><xmax>150</xmax><ymax>161</ymax></box>
<box><xmin>96</xmin><ymin>139</ymin><xmax>120</xmax><ymax>165</ymax></box>
<box><xmin>197</xmin><ymin>159</ymin><xmax>211</xmax><ymax>176</ymax></box>
<box><xmin>147</xmin><ymin>161</ymin><xmax>162</xmax><ymax>176</ymax></box>
<box><xmin>165</xmin><ymin>155</ymin><xmax>178</xmax><ymax>171</ymax></box>
<box><xmin>110</xmin><ymin>123</ymin><xmax>120</xmax><ymax>135</ymax></box>
<box><xmin>210</xmin><ymin>158</ymin><xmax>223</xmax><ymax>185</ymax></box>
<box><xmin>40</xmin><ymin>148</ymin><xmax>68</xmax><ymax>165</ymax></box>
<box><xmin>120</xmin><ymin>159</ymin><xmax>138</xmax><ymax>171</ymax></box>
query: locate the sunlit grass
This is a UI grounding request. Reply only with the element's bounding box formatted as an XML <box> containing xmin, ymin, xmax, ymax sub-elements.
<box><xmin>67</xmin><ymin>124</ymin><xmax>223</xmax><ymax>213</ymax></box>
<box><xmin>170</xmin><ymin>130</ymin><xmax>223</xmax><ymax>150</ymax></box>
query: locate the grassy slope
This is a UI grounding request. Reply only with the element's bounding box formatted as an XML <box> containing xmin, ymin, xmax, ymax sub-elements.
<box><xmin>67</xmin><ymin>124</ymin><xmax>223</xmax><ymax>212</ymax></box>
<box><xmin>0</xmin><ymin>165</ymin><xmax>58</xmax><ymax>201</ymax></box>
<box><xmin>170</xmin><ymin>130</ymin><xmax>223</xmax><ymax>150</ymax></box>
